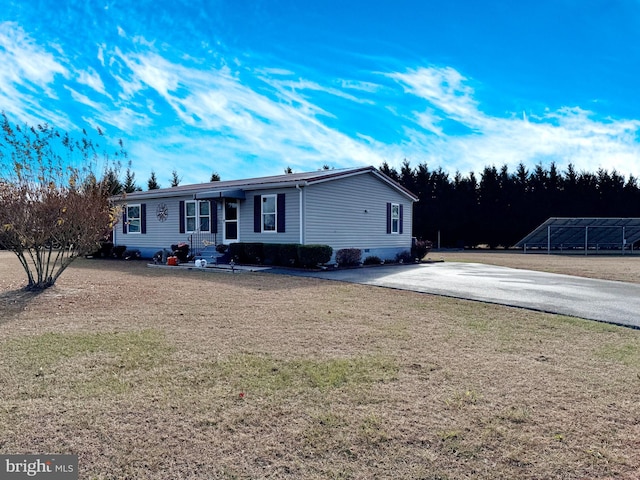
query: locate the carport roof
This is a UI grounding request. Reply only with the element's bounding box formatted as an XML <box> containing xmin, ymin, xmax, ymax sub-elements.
<box><xmin>516</xmin><ymin>218</ymin><xmax>640</xmax><ymax>249</ymax></box>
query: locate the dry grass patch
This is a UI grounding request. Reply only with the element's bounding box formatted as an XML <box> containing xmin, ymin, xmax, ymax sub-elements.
<box><xmin>1</xmin><ymin>251</ymin><xmax>640</xmax><ymax>479</ymax></box>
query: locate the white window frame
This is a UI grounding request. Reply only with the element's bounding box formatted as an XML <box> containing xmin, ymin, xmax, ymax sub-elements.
<box><xmin>199</xmin><ymin>201</ymin><xmax>211</xmax><ymax>232</ymax></box>
<box><xmin>391</xmin><ymin>203</ymin><xmax>400</xmax><ymax>234</ymax></box>
<box><xmin>185</xmin><ymin>200</ymin><xmax>210</xmax><ymax>233</ymax></box>
<box><xmin>127</xmin><ymin>204</ymin><xmax>141</xmax><ymax>234</ymax></box>
<box><xmin>261</xmin><ymin>194</ymin><xmax>277</xmax><ymax>233</ymax></box>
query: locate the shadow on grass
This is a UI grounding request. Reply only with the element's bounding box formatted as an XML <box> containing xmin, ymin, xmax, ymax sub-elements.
<box><xmin>0</xmin><ymin>288</ymin><xmax>44</xmax><ymax>325</ymax></box>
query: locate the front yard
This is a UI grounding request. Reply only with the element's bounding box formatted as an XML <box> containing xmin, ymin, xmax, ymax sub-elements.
<box><xmin>1</xmin><ymin>252</ymin><xmax>639</xmax><ymax>479</ymax></box>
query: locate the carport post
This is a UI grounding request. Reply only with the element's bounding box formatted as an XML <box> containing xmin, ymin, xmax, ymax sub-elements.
<box><xmin>547</xmin><ymin>225</ymin><xmax>551</xmax><ymax>254</ymax></box>
<box><xmin>585</xmin><ymin>226</ymin><xmax>588</xmax><ymax>256</ymax></box>
<box><xmin>622</xmin><ymin>226</ymin><xmax>626</xmax><ymax>255</ymax></box>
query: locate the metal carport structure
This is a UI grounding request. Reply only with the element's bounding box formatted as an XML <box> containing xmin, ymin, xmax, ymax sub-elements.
<box><xmin>516</xmin><ymin>218</ymin><xmax>640</xmax><ymax>254</ymax></box>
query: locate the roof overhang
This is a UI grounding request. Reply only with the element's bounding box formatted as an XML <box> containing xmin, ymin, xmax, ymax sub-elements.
<box><xmin>194</xmin><ymin>189</ymin><xmax>246</xmax><ymax>200</ymax></box>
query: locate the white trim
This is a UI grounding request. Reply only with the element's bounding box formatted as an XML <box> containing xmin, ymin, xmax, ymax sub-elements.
<box><xmin>198</xmin><ymin>200</ymin><xmax>211</xmax><ymax>232</ymax></box>
<box><xmin>261</xmin><ymin>194</ymin><xmax>277</xmax><ymax>233</ymax></box>
<box><xmin>185</xmin><ymin>200</ymin><xmax>211</xmax><ymax>233</ymax></box>
<box><xmin>126</xmin><ymin>204</ymin><xmax>142</xmax><ymax>234</ymax></box>
<box><xmin>296</xmin><ymin>183</ymin><xmax>304</xmax><ymax>244</ymax></box>
<box><xmin>391</xmin><ymin>203</ymin><xmax>400</xmax><ymax>234</ymax></box>
<box><xmin>223</xmin><ymin>198</ymin><xmax>239</xmax><ymax>243</ymax></box>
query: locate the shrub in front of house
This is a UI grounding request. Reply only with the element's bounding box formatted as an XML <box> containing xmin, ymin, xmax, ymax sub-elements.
<box><xmin>412</xmin><ymin>239</ymin><xmax>433</xmax><ymax>260</ymax></box>
<box><xmin>228</xmin><ymin>242</ymin><xmax>263</xmax><ymax>264</ymax></box>
<box><xmin>113</xmin><ymin>245</ymin><xmax>127</xmax><ymax>259</ymax></box>
<box><xmin>363</xmin><ymin>255</ymin><xmax>382</xmax><ymax>265</ymax></box>
<box><xmin>123</xmin><ymin>249</ymin><xmax>141</xmax><ymax>260</ymax></box>
<box><xmin>100</xmin><ymin>241</ymin><xmax>114</xmax><ymax>258</ymax></box>
<box><xmin>336</xmin><ymin>248</ymin><xmax>362</xmax><ymax>267</ymax></box>
<box><xmin>278</xmin><ymin>243</ymin><xmax>299</xmax><ymax>267</ymax></box>
<box><xmin>87</xmin><ymin>241</ymin><xmax>113</xmax><ymax>258</ymax></box>
<box><xmin>263</xmin><ymin>243</ymin><xmax>280</xmax><ymax>265</ymax></box>
<box><xmin>243</xmin><ymin>242</ymin><xmax>264</xmax><ymax>264</ymax></box>
<box><xmin>229</xmin><ymin>242</ymin><xmax>242</xmax><ymax>262</ymax></box>
<box><xmin>297</xmin><ymin>244</ymin><xmax>333</xmax><ymax>268</ymax></box>
<box><xmin>229</xmin><ymin>242</ymin><xmax>301</xmax><ymax>266</ymax></box>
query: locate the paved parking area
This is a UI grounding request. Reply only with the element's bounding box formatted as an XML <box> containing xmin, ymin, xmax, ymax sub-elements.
<box><xmin>271</xmin><ymin>262</ymin><xmax>640</xmax><ymax>328</ymax></box>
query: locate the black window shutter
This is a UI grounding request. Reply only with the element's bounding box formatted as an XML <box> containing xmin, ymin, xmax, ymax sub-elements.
<box><xmin>399</xmin><ymin>204</ymin><xmax>403</xmax><ymax>234</ymax></box>
<box><xmin>122</xmin><ymin>210</ymin><xmax>128</xmax><ymax>234</ymax></box>
<box><xmin>386</xmin><ymin>202</ymin><xmax>391</xmax><ymax>234</ymax></box>
<box><xmin>141</xmin><ymin>203</ymin><xmax>147</xmax><ymax>234</ymax></box>
<box><xmin>254</xmin><ymin>195</ymin><xmax>261</xmax><ymax>232</ymax></box>
<box><xmin>210</xmin><ymin>200</ymin><xmax>217</xmax><ymax>234</ymax></box>
<box><xmin>179</xmin><ymin>201</ymin><xmax>185</xmax><ymax>233</ymax></box>
<box><xmin>277</xmin><ymin>193</ymin><xmax>285</xmax><ymax>233</ymax></box>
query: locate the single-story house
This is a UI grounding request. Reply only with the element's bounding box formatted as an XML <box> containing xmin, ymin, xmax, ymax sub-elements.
<box><xmin>111</xmin><ymin>166</ymin><xmax>418</xmax><ymax>262</ymax></box>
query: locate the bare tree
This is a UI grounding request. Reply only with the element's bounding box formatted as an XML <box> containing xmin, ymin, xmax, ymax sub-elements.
<box><xmin>0</xmin><ymin>113</ymin><xmax>124</xmax><ymax>290</ymax></box>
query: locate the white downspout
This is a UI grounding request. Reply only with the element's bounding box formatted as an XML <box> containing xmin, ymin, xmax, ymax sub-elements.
<box><xmin>296</xmin><ymin>183</ymin><xmax>303</xmax><ymax>244</ymax></box>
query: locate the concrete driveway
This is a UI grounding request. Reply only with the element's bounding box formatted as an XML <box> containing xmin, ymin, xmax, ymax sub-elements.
<box><xmin>271</xmin><ymin>262</ymin><xmax>640</xmax><ymax>328</ymax></box>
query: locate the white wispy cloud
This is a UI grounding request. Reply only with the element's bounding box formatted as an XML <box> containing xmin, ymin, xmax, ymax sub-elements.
<box><xmin>388</xmin><ymin>66</ymin><xmax>640</xmax><ymax>177</ymax></box>
<box><xmin>93</xmin><ymin>42</ymin><xmax>640</xmax><ymax>181</ymax></box>
<box><xmin>94</xmin><ymin>106</ymin><xmax>152</xmax><ymax>132</ymax></box>
<box><xmin>390</xmin><ymin>66</ymin><xmax>483</xmax><ymax>129</ymax></box>
<box><xmin>3</xmin><ymin>17</ymin><xmax>640</xmax><ymax>185</ymax></box>
<box><xmin>97</xmin><ymin>44</ymin><xmax>105</xmax><ymax>66</ymax></box>
<box><xmin>76</xmin><ymin>67</ymin><xmax>107</xmax><ymax>96</ymax></box>
<box><xmin>64</xmin><ymin>86</ymin><xmax>102</xmax><ymax>110</ymax></box>
<box><xmin>0</xmin><ymin>22</ymin><xmax>70</xmax><ymax>126</ymax></box>
<box><xmin>100</xmin><ymin>47</ymin><xmax>388</xmax><ymax>178</ymax></box>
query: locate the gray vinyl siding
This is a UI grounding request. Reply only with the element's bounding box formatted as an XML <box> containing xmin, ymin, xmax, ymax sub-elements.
<box><xmin>113</xmin><ymin>196</ymin><xmax>217</xmax><ymax>256</ymax></box>
<box><xmin>239</xmin><ymin>188</ymin><xmax>301</xmax><ymax>244</ymax></box>
<box><xmin>111</xmin><ymin>171</ymin><xmax>414</xmax><ymax>259</ymax></box>
<box><xmin>304</xmin><ymin>173</ymin><xmax>413</xmax><ymax>250</ymax></box>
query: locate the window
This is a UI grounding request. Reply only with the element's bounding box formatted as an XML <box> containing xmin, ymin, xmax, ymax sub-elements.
<box><xmin>185</xmin><ymin>200</ymin><xmax>210</xmax><ymax>233</ymax></box>
<box><xmin>391</xmin><ymin>203</ymin><xmax>400</xmax><ymax>234</ymax></box>
<box><xmin>386</xmin><ymin>202</ymin><xmax>402</xmax><ymax>235</ymax></box>
<box><xmin>186</xmin><ymin>201</ymin><xmax>197</xmax><ymax>232</ymax></box>
<box><xmin>262</xmin><ymin>195</ymin><xmax>276</xmax><ymax>232</ymax></box>
<box><xmin>254</xmin><ymin>193</ymin><xmax>285</xmax><ymax>233</ymax></box>
<box><xmin>127</xmin><ymin>204</ymin><xmax>141</xmax><ymax>233</ymax></box>
<box><xmin>199</xmin><ymin>201</ymin><xmax>210</xmax><ymax>231</ymax></box>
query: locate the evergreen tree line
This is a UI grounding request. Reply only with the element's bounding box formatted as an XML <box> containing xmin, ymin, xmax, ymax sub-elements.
<box><xmin>103</xmin><ymin>166</ymin><xmax>221</xmax><ymax>194</ymax></box>
<box><xmin>380</xmin><ymin>160</ymin><xmax>640</xmax><ymax>249</ymax></box>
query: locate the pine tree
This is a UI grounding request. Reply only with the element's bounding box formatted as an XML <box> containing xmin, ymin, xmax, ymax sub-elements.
<box><xmin>103</xmin><ymin>168</ymin><xmax>123</xmax><ymax>196</ymax></box>
<box><xmin>123</xmin><ymin>168</ymin><xmax>140</xmax><ymax>193</ymax></box>
<box><xmin>170</xmin><ymin>170</ymin><xmax>181</xmax><ymax>187</ymax></box>
<box><xmin>148</xmin><ymin>171</ymin><xmax>160</xmax><ymax>190</ymax></box>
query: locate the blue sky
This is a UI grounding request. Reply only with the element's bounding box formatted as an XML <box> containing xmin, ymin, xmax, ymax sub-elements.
<box><xmin>2</xmin><ymin>0</ymin><xmax>640</xmax><ymax>186</ymax></box>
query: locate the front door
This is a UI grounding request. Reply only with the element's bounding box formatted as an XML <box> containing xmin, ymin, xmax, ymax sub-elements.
<box><xmin>224</xmin><ymin>199</ymin><xmax>238</xmax><ymax>243</ymax></box>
